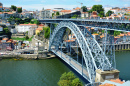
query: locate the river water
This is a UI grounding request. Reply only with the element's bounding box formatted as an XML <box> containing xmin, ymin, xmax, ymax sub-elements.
<box><xmin>0</xmin><ymin>51</ymin><xmax>129</xmax><ymax>86</ymax></box>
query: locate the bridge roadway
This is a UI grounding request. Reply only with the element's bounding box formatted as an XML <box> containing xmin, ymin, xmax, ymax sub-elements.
<box><xmin>51</xmin><ymin>48</ymin><xmax>90</xmax><ymax>82</ymax></box>
<box><xmin>39</xmin><ymin>19</ymin><xmax>129</xmax><ymax>23</ymax></box>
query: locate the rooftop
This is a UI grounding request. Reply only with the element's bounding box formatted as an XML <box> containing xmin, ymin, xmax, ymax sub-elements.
<box><xmin>2</xmin><ymin>38</ymin><xmax>9</xmax><ymax>41</ymax></box>
<box><xmin>110</xmin><ymin>79</ymin><xmax>124</xmax><ymax>84</ymax></box>
<box><xmin>19</xmin><ymin>24</ymin><xmax>37</xmax><ymax>26</ymax></box>
<box><xmin>61</xmin><ymin>10</ymin><xmax>71</xmax><ymax>13</ymax></box>
<box><xmin>74</xmin><ymin>7</ymin><xmax>81</xmax><ymax>10</ymax></box>
<box><xmin>36</xmin><ymin>28</ymin><xmax>43</xmax><ymax>31</ymax></box>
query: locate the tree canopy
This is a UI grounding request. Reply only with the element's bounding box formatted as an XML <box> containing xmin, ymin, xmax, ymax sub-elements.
<box><xmin>3</xmin><ymin>27</ymin><xmax>11</xmax><ymax>38</ymax></box>
<box><xmin>91</xmin><ymin>5</ymin><xmax>105</xmax><ymax>17</ymax></box>
<box><xmin>71</xmin><ymin>14</ymin><xmax>78</xmax><ymax>18</ymax></box>
<box><xmin>30</xmin><ymin>19</ymin><xmax>39</xmax><ymax>25</ymax></box>
<box><xmin>11</xmin><ymin>5</ymin><xmax>17</xmax><ymax>11</ymax></box>
<box><xmin>43</xmin><ymin>27</ymin><xmax>50</xmax><ymax>39</ymax></box>
<box><xmin>58</xmin><ymin>72</ymin><xmax>83</xmax><ymax>86</ymax></box>
<box><xmin>17</xmin><ymin>8</ymin><xmax>22</xmax><ymax>13</ymax></box>
<box><xmin>56</xmin><ymin>12</ymin><xmax>60</xmax><ymax>16</ymax></box>
<box><xmin>106</xmin><ymin>10</ymin><xmax>113</xmax><ymax>17</ymax></box>
<box><xmin>114</xmin><ymin>31</ymin><xmax>121</xmax><ymax>36</ymax></box>
<box><xmin>81</xmin><ymin>6</ymin><xmax>88</xmax><ymax>12</ymax></box>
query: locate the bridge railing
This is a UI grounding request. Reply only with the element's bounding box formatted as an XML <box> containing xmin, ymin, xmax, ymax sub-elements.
<box><xmin>51</xmin><ymin>49</ymin><xmax>90</xmax><ymax>80</ymax></box>
<box><xmin>40</xmin><ymin>18</ymin><xmax>130</xmax><ymax>23</ymax></box>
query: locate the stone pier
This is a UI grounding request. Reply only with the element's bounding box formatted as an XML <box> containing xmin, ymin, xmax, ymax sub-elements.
<box><xmin>95</xmin><ymin>69</ymin><xmax>120</xmax><ymax>82</ymax></box>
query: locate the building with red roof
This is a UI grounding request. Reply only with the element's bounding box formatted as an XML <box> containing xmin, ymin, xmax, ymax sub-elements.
<box><xmin>16</xmin><ymin>23</ymin><xmax>37</xmax><ymax>33</ymax></box>
<box><xmin>60</xmin><ymin>10</ymin><xmax>72</xmax><ymax>15</ymax></box>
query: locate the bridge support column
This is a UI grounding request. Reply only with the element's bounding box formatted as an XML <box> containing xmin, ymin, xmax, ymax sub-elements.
<box><xmin>95</xmin><ymin>69</ymin><xmax>120</xmax><ymax>82</ymax></box>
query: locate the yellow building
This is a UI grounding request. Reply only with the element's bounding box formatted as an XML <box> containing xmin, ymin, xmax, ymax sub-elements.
<box><xmin>35</xmin><ymin>28</ymin><xmax>43</xmax><ymax>35</ymax></box>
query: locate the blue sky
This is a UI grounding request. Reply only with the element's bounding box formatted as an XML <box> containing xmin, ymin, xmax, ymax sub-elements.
<box><xmin>0</xmin><ymin>0</ymin><xmax>130</xmax><ymax>10</ymax></box>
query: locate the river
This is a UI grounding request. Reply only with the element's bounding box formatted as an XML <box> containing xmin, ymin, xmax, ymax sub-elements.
<box><xmin>0</xmin><ymin>51</ymin><xmax>129</xmax><ymax>86</ymax></box>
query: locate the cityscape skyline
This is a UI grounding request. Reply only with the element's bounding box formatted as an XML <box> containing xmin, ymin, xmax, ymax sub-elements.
<box><xmin>0</xmin><ymin>0</ymin><xmax>130</xmax><ymax>10</ymax></box>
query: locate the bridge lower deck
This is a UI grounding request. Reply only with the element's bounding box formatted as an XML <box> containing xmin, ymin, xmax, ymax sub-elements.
<box><xmin>51</xmin><ymin>49</ymin><xmax>90</xmax><ymax>82</ymax></box>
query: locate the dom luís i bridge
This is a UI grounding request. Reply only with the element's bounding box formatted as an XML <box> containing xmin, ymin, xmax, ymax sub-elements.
<box><xmin>39</xmin><ymin>19</ymin><xmax>130</xmax><ymax>84</ymax></box>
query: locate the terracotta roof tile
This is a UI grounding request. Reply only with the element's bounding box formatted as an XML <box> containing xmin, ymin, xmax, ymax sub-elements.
<box><xmin>46</xmin><ymin>9</ymin><xmax>51</xmax><ymax>10</ymax></box>
<box><xmin>61</xmin><ymin>10</ymin><xmax>71</xmax><ymax>13</ymax></box>
<box><xmin>99</xmin><ymin>83</ymin><xmax>116</xmax><ymax>86</ymax></box>
<box><xmin>3</xmin><ymin>12</ymin><xmax>13</xmax><ymax>14</ymax></box>
<box><xmin>36</xmin><ymin>28</ymin><xmax>43</xmax><ymax>31</ymax></box>
<box><xmin>110</xmin><ymin>79</ymin><xmax>124</xmax><ymax>84</ymax></box>
<box><xmin>2</xmin><ymin>38</ymin><xmax>8</xmax><ymax>41</ymax></box>
<box><xmin>74</xmin><ymin>7</ymin><xmax>81</xmax><ymax>10</ymax></box>
<box><xmin>53</xmin><ymin>10</ymin><xmax>58</xmax><ymax>11</ymax></box>
<box><xmin>17</xmin><ymin>7</ymin><xmax>22</xmax><ymax>8</ymax></box>
<box><xmin>92</xmin><ymin>33</ymin><xmax>99</xmax><ymax>35</ymax></box>
<box><xmin>19</xmin><ymin>24</ymin><xmax>37</xmax><ymax>26</ymax></box>
<box><xmin>65</xmin><ymin>40</ymin><xmax>75</xmax><ymax>42</ymax></box>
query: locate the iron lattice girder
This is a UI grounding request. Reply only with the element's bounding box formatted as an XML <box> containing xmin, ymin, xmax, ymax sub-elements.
<box><xmin>39</xmin><ymin>19</ymin><xmax>130</xmax><ymax>31</ymax></box>
<box><xmin>49</xmin><ymin>21</ymin><xmax>113</xmax><ymax>83</ymax></box>
<box><xmin>79</xmin><ymin>26</ymin><xmax>113</xmax><ymax>70</ymax></box>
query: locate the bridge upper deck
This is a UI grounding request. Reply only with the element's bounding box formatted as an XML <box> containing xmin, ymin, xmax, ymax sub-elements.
<box><xmin>39</xmin><ymin>19</ymin><xmax>130</xmax><ymax>23</ymax></box>
<box><xmin>39</xmin><ymin>19</ymin><xmax>130</xmax><ymax>32</ymax></box>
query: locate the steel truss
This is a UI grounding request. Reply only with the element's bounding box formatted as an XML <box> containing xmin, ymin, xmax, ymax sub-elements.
<box><xmin>49</xmin><ymin>21</ymin><xmax>115</xmax><ymax>83</ymax></box>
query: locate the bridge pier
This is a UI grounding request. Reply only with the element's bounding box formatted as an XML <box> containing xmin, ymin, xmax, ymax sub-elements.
<box><xmin>95</xmin><ymin>69</ymin><xmax>120</xmax><ymax>82</ymax></box>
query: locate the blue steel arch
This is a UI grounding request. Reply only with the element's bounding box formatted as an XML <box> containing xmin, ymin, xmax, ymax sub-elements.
<box><xmin>49</xmin><ymin>21</ymin><xmax>113</xmax><ymax>83</ymax></box>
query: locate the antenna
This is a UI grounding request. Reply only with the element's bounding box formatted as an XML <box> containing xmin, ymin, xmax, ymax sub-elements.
<box><xmin>77</xmin><ymin>2</ymin><xmax>83</xmax><ymax>8</ymax></box>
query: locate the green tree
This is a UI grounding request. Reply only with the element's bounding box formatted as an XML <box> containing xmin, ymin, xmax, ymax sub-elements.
<box><xmin>37</xmin><ymin>32</ymin><xmax>40</xmax><ymax>36</ymax></box>
<box><xmin>91</xmin><ymin>5</ymin><xmax>105</xmax><ymax>17</ymax></box>
<box><xmin>52</xmin><ymin>13</ymin><xmax>54</xmax><ymax>17</ymax></box>
<box><xmin>81</xmin><ymin>6</ymin><xmax>88</xmax><ymax>12</ymax></box>
<box><xmin>3</xmin><ymin>28</ymin><xmax>9</xmax><ymax>34</ymax></box>
<box><xmin>71</xmin><ymin>14</ymin><xmax>78</xmax><ymax>18</ymax></box>
<box><xmin>17</xmin><ymin>8</ymin><xmax>22</xmax><ymax>13</ymax></box>
<box><xmin>114</xmin><ymin>31</ymin><xmax>121</xmax><ymax>36</ymax></box>
<box><xmin>71</xmin><ymin>78</ymin><xmax>83</xmax><ymax>86</ymax></box>
<box><xmin>56</xmin><ymin>12</ymin><xmax>60</xmax><ymax>16</ymax></box>
<box><xmin>3</xmin><ymin>27</ymin><xmax>11</xmax><ymax>38</ymax></box>
<box><xmin>43</xmin><ymin>27</ymin><xmax>50</xmax><ymax>39</ymax></box>
<box><xmin>11</xmin><ymin>5</ymin><xmax>17</xmax><ymax>11</ymax></box>
<box><xmin>25</xmin><ymin>35</ymin><xmax>29</xmax><ymax>40</ymax></box>
<box><xmin>106</xmin><ymin>10</ymin><xmax>113</xmax><ymax>17</ymax></box>
<box><xmin>58</xmin><ymin>72</ymin><xmax>83</xmax><ymax>86</ymax></box>
<box><xmin>26</xmin><ymin>31</ymin><xmax>28</xmax><ymax>34</ymax></box>
<box><xmin>30</xmin><ymin>19</ymin><xmax>39</xmax><ymax>25</ymax></box>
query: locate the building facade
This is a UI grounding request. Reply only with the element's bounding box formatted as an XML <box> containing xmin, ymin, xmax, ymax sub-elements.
<box><xmin>16</xmin><ymin>24</ymin><xmax>37</xmax><ymax>33</ymax></box>
<box><xmin>40</xmin><ymin>9</ymin><xmax>52</xmax><ymax>19</ymax></box>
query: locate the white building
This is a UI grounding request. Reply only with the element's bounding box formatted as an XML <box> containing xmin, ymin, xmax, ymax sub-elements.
<box><xmin>16</xmin><ymin>24</ymin><xmax>37</xmax><ymax>33</ymax></box>
<box><xmin>40</xmin><ymin>9</ymin><xmax>52</xmax><ymax>19</ymax></box>
<box><xmin>81</xmin><ymin>12</ymin><xmax>89</xmax><ymax>18</ymax></box>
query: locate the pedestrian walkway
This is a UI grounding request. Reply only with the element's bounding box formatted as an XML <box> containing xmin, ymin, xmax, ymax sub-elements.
<box><xmin>51</xmin><ymin>48</ymin><xmax>90</xmax><ymax>81</ymax></box>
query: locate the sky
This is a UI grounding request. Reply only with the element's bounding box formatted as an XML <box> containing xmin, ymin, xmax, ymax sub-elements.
<box><xmin>0</xmin><ymin>0</ymin><xmax>130</xmax><ymax>11</ymax></box>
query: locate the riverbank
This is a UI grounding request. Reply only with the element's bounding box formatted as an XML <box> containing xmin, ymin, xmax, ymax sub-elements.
<box><xmin>0</xmin><ymin>51</ymin><xmax>56</xmax><ymax>60</ymax></box>
<box><xmin>115</xmin><ymin>49</ymin><xmax>130</xmax><ymax>51</ymax></box>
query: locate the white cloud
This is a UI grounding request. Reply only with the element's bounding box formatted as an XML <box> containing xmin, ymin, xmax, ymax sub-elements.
<box><xmin>124</xmin><ymin>4</ymin><xmax>129</xmax><ymax>7</ymax></box>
